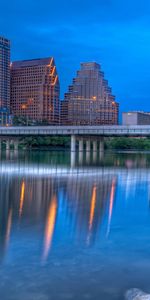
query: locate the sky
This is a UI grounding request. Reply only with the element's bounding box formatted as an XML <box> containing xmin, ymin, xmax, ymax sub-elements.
<box><xmin>0</xmin><ymin>0</ymin><xmax>150</xmax><ymax>113</ymax></box>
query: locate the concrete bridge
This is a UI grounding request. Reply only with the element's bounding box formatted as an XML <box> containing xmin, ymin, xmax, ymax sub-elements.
<box><xmin>0</xmin><ymin>125</ymin><xmax>150</xmax><ymax>152</ymax></box>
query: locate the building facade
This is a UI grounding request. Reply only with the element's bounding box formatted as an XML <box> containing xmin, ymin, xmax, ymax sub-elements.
<box><xmin>122</xmin><ymin>112</ymin><xmax>150</xmax><ymax>125</ymax></box>
<box><xmin>0</xmin><ymin>36</ymin><xmax>10</xmax><ymax>125</ymax></box>
<box><xmin>11</xmin><ymin>58</ymin><xmax>60</xmax><ymax>124</ymax></box>
<box><xmin>61</xmin><ymin>62</ymin><xmax>119</xmax><ymax>125</ymax></box>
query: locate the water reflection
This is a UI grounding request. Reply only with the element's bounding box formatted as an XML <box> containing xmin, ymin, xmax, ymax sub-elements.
<box><xmin>0</xmin><ymin>169</ymin><xmax>116</xmax><ymax>261</ymax></box>
<box><xmin>5</xmin><ymin>207</ymin><xmax>12</xmax><ymax>250</ymax></box>
<box><xmin>1</xmin><ymin>151</ymin><xmax>150</xmax><ymax>299</ymax></box>
<box><xmin>43</xmin><ymin>194</ymin><xmax>57</xmax><ymax>262</ymax></box>
<box><xmin>107</xmin><ymin>178</ymin><xmax>117</xmax><ymax>237</ymax></box>
<box><xmin>87</xmin><ymin>185</ymin><xmax>97</xmax><ymax>245</ymax></box>
<box><xmin>89</xmin><ymin>185</ymin><xmax>97</xmax><ymax>231</ymax></box>
<box><xmin>19</xmin><ymin>180</ymin><xmax>25</xmax><ymax>217</ymax></box>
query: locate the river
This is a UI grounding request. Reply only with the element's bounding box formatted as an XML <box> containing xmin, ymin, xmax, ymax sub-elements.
<box><xmin>0</xmin><ymin>150</ymin><xmax>150</xmax><ymax>300</ymax></box>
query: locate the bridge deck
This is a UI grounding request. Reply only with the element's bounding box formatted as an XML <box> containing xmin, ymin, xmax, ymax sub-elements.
<box><xmin>0</xmin><ymin>125</ymin><xmax>150</xmax><ymax>137</ymax></box>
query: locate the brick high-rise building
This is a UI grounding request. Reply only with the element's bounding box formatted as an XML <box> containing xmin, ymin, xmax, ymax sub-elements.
<box><xmin>0</xmin><ymin>36</ymin><xmax>10</xmax><ymax>125</ymax></box>
<box><xmin>11</xmin><ymin>58</ymin><xmax>60</xmax><ymax>124</ymax></box>
<box><xmin>61</xmin><ymin>62</ymin><xmax>119</xmax><ymax>125</ymax></box>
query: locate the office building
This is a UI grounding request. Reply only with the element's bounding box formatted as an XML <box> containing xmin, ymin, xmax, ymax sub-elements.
<box><xmin>0</xmin><ymin>36</ymin><xmax>10</xmax><ymax>125</ymax></box>
<box><xmin>61</xmin><ymin>62</ymin><xmax>119</xmax><ymax>125</ymax></box>
<box><xmin>11</xmin><ymin>58</ymin><xmax>60</xmax><ymax>124</ymax></box>
<box><xmin>122</xmin><ymin>111</ymin><xmax>150</xmax><ymax>125</ymax></box>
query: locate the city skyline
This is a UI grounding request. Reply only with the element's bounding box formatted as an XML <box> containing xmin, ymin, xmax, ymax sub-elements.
<box><xmin>1</xmin><ymin>0</ymin><xmax>150</xmax><ymax>114</ymax></box>
<box><xmin>0</xmin><ymin>32</ymin><xmax>119</xmax><ymax>125</ymax></box>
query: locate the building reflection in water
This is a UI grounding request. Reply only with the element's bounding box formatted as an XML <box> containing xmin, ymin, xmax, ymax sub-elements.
<box><xmin>4</xmin><ymin>158</ymin><xmax>150</xmax><ymax>262</ymax></box>
<box><xmin>0</xmin><ymin>175</ymin><xmax>13</xmax><ymax>261</ymax></box>
<box><xmin>0</xmin><ymin>166</ymin><xmax>117</xmax><ymax>261</ymax></box>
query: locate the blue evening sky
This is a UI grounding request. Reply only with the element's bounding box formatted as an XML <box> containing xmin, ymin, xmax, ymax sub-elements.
<box><xmin>0</xmin><ymin>0</ymin><xmax>150</xmax><ymax>113</ymax></box>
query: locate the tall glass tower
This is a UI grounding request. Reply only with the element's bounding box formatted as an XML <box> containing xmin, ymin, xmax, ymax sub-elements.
<box><xmin>0</xmin><ymin>36</ymin><xmax>10</xmax><ymax>125</ymax></box>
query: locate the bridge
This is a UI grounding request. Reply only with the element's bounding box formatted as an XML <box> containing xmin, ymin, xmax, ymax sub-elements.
<box><xmin>0</xmin><ymin>125</ymin><xmax>150</xmax><ymax>154</ymax></box>
<box><xmin>0</xmin><ymin>125</ymin><xmax>150</xmax><ymax>137</ymax></box>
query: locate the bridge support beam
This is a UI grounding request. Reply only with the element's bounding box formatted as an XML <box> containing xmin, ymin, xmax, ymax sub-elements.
<box><xmin>86</xmin><ymin>140</ymin><xmax>91</xmax><ymax>152</ymax></box>
<box><xmin>86</xmin><ymin>150</ymin><xmax>90</xmax><ymax>163</ymax></box>
<box><xmin>99</xmin><ymin>138</ymin><xmax>104</xmax><ymax>152</ymax></box>
<box><xmin>79</xmin><ymin>151</ymin><xmax>83</xmax><ymax>165</ymax></box>
<box><xmin>71</xmin><ymin>135</ymin><xmax>76</xmax><ymax>152</ymax></box>
<box><xmin>86</xmin><ymin>140</ymin><xmax>91</xmax><ymax>163</ymax></box>
<box><xmin>93</xmin><ymin>141</ymin><xmax>97</xmax><ymax>152</ymax></box>
<box><xmin>79</xmin><ymin>139</ymin><xmax>84</xmax><ymax>152</ymax></box>
<box><xmin>71</xmin><ymin>151</ymin><xmax>76</xmax><ymax>168</ymax></box>
<box><xmin>6</xmin><ymin>139</ymin><xmax>10</xmax><ymax>151</ymax></box>
<box><xmin>71</xmin><ymin>135</ymin><xmax>76</xmax><ymax>168</ymax></box>
<box><xmin>14</xmin><ymin>140</ymin><xmax>19</xmax><ymax>151</ymax></box>
<box><xmin>92</xmin><ymin>141</ymin><xmax>97</xmax><ymax>162</ymax></box>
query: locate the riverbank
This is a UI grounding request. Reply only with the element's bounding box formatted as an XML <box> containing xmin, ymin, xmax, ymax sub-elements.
<box><xmin>105</xmin><ymin>137</ymin><xmax>150</xmax><ymax>150</ymax></box>
<box><xmin>25</xmin><ymin>136</ymin><xmax>150</xmax><ymax>151</ymax></box>
<box><xmin>1</xmin><ymin>136</ymin><xmax>150</xmax><ymax>150</ymax></box>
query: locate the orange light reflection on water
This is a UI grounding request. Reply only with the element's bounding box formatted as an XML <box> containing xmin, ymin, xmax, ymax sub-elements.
<box><xmin>89</xmin><ymin>185</ymin><xmax>97</xmax><ymax>231</ymax></box>
<box><xmin>42</xmin><ymin>195</ymin><xmax>57</xmax><ymax>262</ymax></box>
<box><xmin>87</xmin><ymin>185</ymin><xmax>97</xmax><ymax>245</ymax></box>
<box><xmin>107</xmin><ymin>178</ymin><xmax>116</xmax><ymax>237</ymax></box>
<box><xmin>19</xmin><ymin>180</ymin><xmax>25</xmax><ymax>217</ymax></box>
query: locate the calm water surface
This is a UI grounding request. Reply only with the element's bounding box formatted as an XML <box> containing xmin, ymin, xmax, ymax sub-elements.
<box><xmin>0</xmin><ymin>150</ymin><xmax>150</xmax><ymax>300</ymax></box>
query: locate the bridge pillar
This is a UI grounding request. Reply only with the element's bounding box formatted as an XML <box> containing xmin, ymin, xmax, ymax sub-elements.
<box><xmin>71</xmin><ymin>135</ymin><xmax>76</xmax><ymax>152</ymax></box>
<box><xmin>71</xmin><ymin>151</ymin><xmax>76</xmax><ymax>168</ymax></box>
<box><xmin>92</xmin><ymin>141</ymin><xmax>97</xmax><ymax>162</ymax></box>
<box><xmin>93</xmin><ymin>141</ymin><xmax>97</xmax><ymax>152</ymax></box>
<box><xmin>99</xmin><ymin>149</ymin><xmax>104</xmax><ymax>161</ymax></box>
<box><xmin>86</xmin><ymin>150</ymin><xmax>90</xmax><ymax>163</ymax></box>
<box><xmin>79</xmin><ymin>139</ymin><xmax>84</xmax><ymax>152</ymax></box>
<box><xmin>14</xmin><ymin>140</ymin><xmax>19</xmax><ymax>151</ymax></box>
<box><xmin>86</xmin><ymin>140</ymin><xmax>91</xmax><ymax>152</ymax></box>
<box><xmin>71</xmin><ymin>135</ymin><xmax>76</xmax><ymax>168</ymax></box>
<box><xmin>6</xmin><ymin>139</ymin><xmax>10</xmax><ymax>151</ymax></box>
<box><xmin>99</xmin><ymin>138</ymin><xmax>104</xmax><ymax>152</ymax></box>
<box><xmin>86</xmin><ymin>140</ymin><xmax>91</xmax><ymax>163</ymax></box>
<box><xmin>79</xmin><ymin>151</ymin><xmax>83</xmax><ymax>165</ymax></box>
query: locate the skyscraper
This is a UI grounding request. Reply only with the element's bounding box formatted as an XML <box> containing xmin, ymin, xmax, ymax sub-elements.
<box><xmin>61</xmin><ymin>62</ymin><xmax>119</xmax><ymax>125</ymax></box>
<box><xmin>11</xmin><ymin>58</ymin><xmax>60</xmax><ymax>124</ymax></box>
<box><xmin>0</xmin><ymin>36</ymin><xmax>10</xmax><ymax>125</ymax></box>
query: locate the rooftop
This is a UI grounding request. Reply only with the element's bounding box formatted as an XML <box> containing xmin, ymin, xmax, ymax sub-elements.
<box><xmin>11</xmin><ymin>57</ymin><xmax>53</xmax><ymax>68</ymax></box>
<box><xmin>80</xmin><ymin>62</ymin><xmax>100</xmax><ymax>70</ymax></box>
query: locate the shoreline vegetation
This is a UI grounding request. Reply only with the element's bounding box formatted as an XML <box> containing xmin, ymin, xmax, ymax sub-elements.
<box><xmin>24</xmin><ymin>137</ymin><xmax>150</xmax><ymax>150</ymax></box>
<box><xmin>105</xmin><ymin>137</ymin><xmax>150</xmax><ymax>150</ymax></box>
<box><xmin>2</xmin><ymin>137</ymin><xmax>150</xmax><ymax>150</ymax></box>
